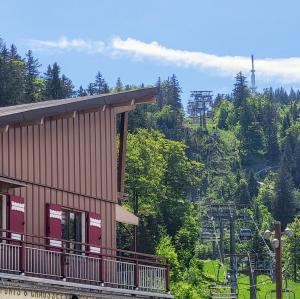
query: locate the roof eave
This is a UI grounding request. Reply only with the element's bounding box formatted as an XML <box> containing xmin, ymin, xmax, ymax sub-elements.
<box><xmin>0</xmin><ymin>87</ymin><xmax>158</xmax><ymax>127</ymax></box>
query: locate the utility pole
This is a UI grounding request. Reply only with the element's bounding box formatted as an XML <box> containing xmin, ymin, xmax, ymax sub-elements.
<box><xmin>249</xmin><ymin>256</ymin><xmax>257</xmax><ymax>299</ymax></box>
<box><xmin>275</xmin><ymin>221</ymin><xmax>282</xmax><ymax>299</ymax></box>
<box><xmin>229</xmin><ymin>216</ymin><xmax>237</xmax><ymax>294</ymax></box>
<box><xmin>220</xmin><ymin>219</ymin><xmax>225</xmax><ymax>263</ymax></box>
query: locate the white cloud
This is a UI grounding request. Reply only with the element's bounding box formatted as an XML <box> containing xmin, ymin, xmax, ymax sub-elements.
<box><xmin>28</xmin><ymin>36</ymin><xmax>300</xmax><ymax>84</ymax></box>
<box><xmin>112</xmin><ymin>37</ymin><xmax>300</xmax><ymax>84</ymax></box>
<box><xmin>29</xmin><ymin>37</ymin><xmax>106</xmax><ymax>54</ymax></box>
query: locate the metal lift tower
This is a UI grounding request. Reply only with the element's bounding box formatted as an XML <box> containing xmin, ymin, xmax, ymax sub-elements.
<box><xmin>187</xmin><ymin>91</ymin><xmax>213</xmax><ymax>129</ymax></box>
<box><xmin>250</xmin><ymin>55</ymin><xmax>256</xmax><ymax>93</ymax></box>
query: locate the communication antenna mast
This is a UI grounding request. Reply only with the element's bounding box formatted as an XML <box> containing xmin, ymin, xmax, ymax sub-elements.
<box><xmin>250</xmin><ymin>55</ymin><xmax>256</xmax><ymax>93</ymax></box>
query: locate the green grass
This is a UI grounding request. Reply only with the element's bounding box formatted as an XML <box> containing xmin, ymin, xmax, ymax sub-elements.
<box><xmin>203</xmin><ymin>260</ymin><xmax>299</xmax><ymax>298</ymax></box>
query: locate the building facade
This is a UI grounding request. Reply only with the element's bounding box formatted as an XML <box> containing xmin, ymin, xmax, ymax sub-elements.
<box><xmin>0</xmin><ymin>88</ymin><xmax>172</xmax><ymax>299</ymax></box>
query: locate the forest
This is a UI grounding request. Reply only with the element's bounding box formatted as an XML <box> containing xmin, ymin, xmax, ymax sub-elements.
<box><xmin>2</xmin><ymin>38</ymin><xmax>300</xmax><ymax>298</ymax></box>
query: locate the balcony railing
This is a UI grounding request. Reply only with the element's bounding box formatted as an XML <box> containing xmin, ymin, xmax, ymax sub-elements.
<box><xmin>0</xmin><ymin>229</ymin><xmax>170</xmax><ymax>294</ymax></box>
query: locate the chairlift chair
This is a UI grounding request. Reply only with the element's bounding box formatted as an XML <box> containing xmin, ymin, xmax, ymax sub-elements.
<box><xmin>239</xmin><ymin>228</ymin><xmax>252</xmax><ymax>240</ymax></box>
<box><xmin>209</xmin><ymin>285</ymin><xmax>238</xmax><ymax>299</ymax></box>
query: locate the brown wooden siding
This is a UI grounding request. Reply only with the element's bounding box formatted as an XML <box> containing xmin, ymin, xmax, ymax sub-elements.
<box><xmin>0</xmin><ymin>107</ymin><xmax>117</xmax><ymax>249</ymax></box>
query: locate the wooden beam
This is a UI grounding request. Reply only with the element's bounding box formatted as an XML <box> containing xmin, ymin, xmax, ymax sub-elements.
<box><xmin>17</xmin><ymin>117</ymin><xmax>44</xmax><ymax>127</ymax></box>
<box><xmin>114</xmin><ymin>105</ymin><xmax>136</xmax><ymax>114</ymax></box>
<box><xmin>49</xmin><ymin>111</ymin><xmax>77</xmax><ymax>121</ymax></box>
<box><xmin>118</xmin><ymin>192</ymin><xmax>129</xmax><ymax>200</ymax></box>
<box><xmin>0</xmin><ymin>125</ymin><xmax>9</xmax><ymax>133</ymax></box>
<box><xmin>112</xmin><ymin>97</ymin><xmax>155</xmax><ymax>107</ymax></box>
<box><xmin>135</xmin><ymin>96</ymin><xmax>156</xmax><ymax>104</ymax></box>
<box><xmin>117</xmin><ymin>112</ymin><xmax>129</xmax><ymax>193</ymax></box>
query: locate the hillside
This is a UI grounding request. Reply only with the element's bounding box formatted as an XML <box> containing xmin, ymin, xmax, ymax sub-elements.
<box><xmin>2</xmin><ymin>38</ymin><xmax>300</xmax><ymax>298</ymax></box>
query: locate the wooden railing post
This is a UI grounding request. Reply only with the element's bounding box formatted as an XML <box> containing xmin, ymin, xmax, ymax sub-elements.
<box><xmin>134</xmin><ymin>260</ymin><xmax>139</xmax><ymax>289</ymax></box>
<box><xmin>61</xmin><ymin>246</ymin><xmax>66</xmax><ymax>280</ymax></box>
<box><xmin>19</xmin><ymin>238</ymin><xmax>25</xmax><ymax>274</ymax></box>
<box><xmin>166</xmin><ymin>263</ymin><xmax>170</xmax><ymax>293</ymax></box>
<box><xmin>99</xmin><ymin>254</ymin><xmax>104</xmax><ymax>284</ymax></box>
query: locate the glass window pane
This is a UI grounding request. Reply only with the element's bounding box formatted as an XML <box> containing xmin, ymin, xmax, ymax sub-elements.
<box><xmin>61</xmin><ymin>211</ymin><xmax>68</xmax><ymax>240</ymax></box>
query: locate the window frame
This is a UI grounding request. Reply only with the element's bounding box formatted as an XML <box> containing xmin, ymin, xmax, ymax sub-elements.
<box><xmin>61</xmin><ymin>208</ymin><xmax>85</xmax><ymax>250</ymax></box>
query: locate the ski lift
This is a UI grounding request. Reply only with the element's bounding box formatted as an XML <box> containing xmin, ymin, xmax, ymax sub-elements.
<box><xmin>209</xmin><ymin>284</ymin><xmax>238</xmax><ymax>299</ymax></box>
<box><xmin>201</xmin><ymin>231</ymin><xmax>216</xmax><ymax>243</ymax></box>
<box><xmin>239</xmin><ymin>228</ymin><xmax>252</xmax><ymax>240</ymax></box>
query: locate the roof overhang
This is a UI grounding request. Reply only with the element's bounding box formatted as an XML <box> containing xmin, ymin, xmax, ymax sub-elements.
<box><xmin>116</xmin><ymin>204</ymin><xmax>139</xmax><ymax>226</ymax></box>
<box><xmin>0</xmin><ymin>176</ymin><xmax>27</xmax><ymax>192</ymax></box>
<box><xmin>0</xmin><ymin>87</ymin><xmax>158</xmax><ymax>127</ymax></box>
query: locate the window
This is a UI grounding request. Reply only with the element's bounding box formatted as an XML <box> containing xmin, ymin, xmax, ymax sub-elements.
<box><xmin>62</xmin><ymin>210</ymin><xmax>82</xmax><ymax>250</ymax></box>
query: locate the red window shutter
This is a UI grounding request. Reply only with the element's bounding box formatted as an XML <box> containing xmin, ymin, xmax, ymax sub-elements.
<box><xmin>87</xmin><ymin>212</ymin><xmax>102</xmax><ymax>255</ymax></box>
<box><xmin>8</xmin><ymin>195</ymin><xmax>25</xmax><ymax>243</ymax></box>
<box><xmin>46</xmin><ymin>204</ymin><xmax>62</xmax><ymax>249</ymax></box>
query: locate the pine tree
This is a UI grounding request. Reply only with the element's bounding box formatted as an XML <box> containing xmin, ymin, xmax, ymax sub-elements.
<box><xmin>61</xmin><ymin>74</ymin><xmax>74</xmax><ymax>98</ymax></box>
<box><xmin>248</xmin><ymin>171</ymin><xmax>258</xmax><ymax>198</ymax></box>
<box><xmin>87</xmin><ymin>83</ymin><xmax>96</xmax><ymax>95</ymax></box>
<box><xmin>6</xmin><ymin>44</ymin><xmax>25</xmax><ymax>105</ymax></box>
<box><xmin>94</xmin><ymin>72</ymin><xmax>109</xmax><ymax>94</ymax></box>
<box><xmin>43</xmin><ymin>63</ymin><xmax>70</xmax><ymax>100</ymax></box>
<box><xmin>0</xmin><ymin>41</ymin><xmax>11</xmax><ymax>106</ymax></box>
<box><xmin>115</xmin><ymin>77</ymin><xmax>123</xmax><ymax>92</ymax></box>
<box><xmin>51</xmin><ymin>62</ymin><xmax>62</xmax><ymax>99</ymax></box>
<box><xmin>9</xmin><ymin>44</ymin><xmax>19</xmax><ymax>59</ymax></box>
<box><xmin>168</xmin><ymin>74</ymin><xmax>182</xmax><ymax>110</ymax></box>
<box><xmin>44</xmin><ymin>63</ymin><xmax>63</xmax><ymax>99</ymax></box>
<box><xmin>77</xmin><ymin>85</ymin><xmax>87</xmax><ymax>97</ymax></box>
<box><xmin>233</xmin><ymin>72</ymin><xmax>250</xmax><ymax>110</ymax></box>
<box><xmin>264</xmin><ymin>101</ymin><xmax>280</xmax><ymax>160</ymax></box>
<box><xmin>281</xmin><ymin>113</ymin><xmax>291</xmax><ymax>137</ymax></box>
<box><xmin>290</xmin><ymin>88</ymin><xmax>297</xmax><ymax>102</ymax></box>
<box><xmin>25</xmin><ymin>50</ymin><xmax>41</xmax><ymax>102</ymax></box>
<box><xmin>235</xmin><ymin>178</ymin><xmax>251</xmax><ymax>205</ymax></box>
<box><xmin>156</xmin><ymin>77</ymin><xmax>164</xmax><ymax>108</ymax></box>
<box><xmin>239</xmin><ymin>99</ymin><xmax>265</xmax><ymax>161</ymax></box>
<box><xmin>274</xmin><ymin>160</ymin><xmax>296</xmax><ymax>229</ymax></box>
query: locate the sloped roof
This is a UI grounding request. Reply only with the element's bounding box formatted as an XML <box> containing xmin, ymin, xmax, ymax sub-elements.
<box><xmin>0</xmin><ymin>87</ymin><xmax>158</xmax><ymax>127</ymax></box>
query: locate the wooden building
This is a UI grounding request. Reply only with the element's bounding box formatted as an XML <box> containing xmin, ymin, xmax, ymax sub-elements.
<box><xmin>0</xmin><ymin>88</ymin><xmax>172</xmax><ymax>299</ymax></box>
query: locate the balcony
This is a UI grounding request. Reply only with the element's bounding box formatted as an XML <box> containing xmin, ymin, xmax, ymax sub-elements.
<box><xmin>0</xmin><ymin>229</ymin><xmax>171</xmax><ymax>298</ymax></box>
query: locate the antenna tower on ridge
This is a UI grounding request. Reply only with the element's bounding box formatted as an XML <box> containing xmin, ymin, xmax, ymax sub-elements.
<box><xmin>250</xmin><ymin>55</ymin><xmax>256</xmax><ymax>93</ymax></box>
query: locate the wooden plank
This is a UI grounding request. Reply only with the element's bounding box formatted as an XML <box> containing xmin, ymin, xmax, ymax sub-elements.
<box><xmin>100</xmin><ymin>111</ymin><xmax>107</xmax><ymax>200</ymax></box>
<box><xmin>57</xmin><ymin>119</ymin><xmax>63</xmax><ymax>189</ymax></box>
<box><xmin>106</xmin><ymin>109</ymin><xmax>112</xmax><ymax>201</ymax></box>
<box><xmin>2</xmin><ymin>127</ymin><xmax>9</xmax><ymax>176</ymax></box>
<box><xmin>73</xmin><ymin>114</ymin><xmax>80</xmax><ymax>194</ymax></box>
<box><xmin>117</xmin><ymin>112</ymin><xmax>128</xmax><ymax>194</ymax></box>
<box><xmin>68</xmin><ymin>117</ymin><xmax>75</xmax><ymax>192</ymax></box>
<box><xmin>8</xmin><ymin>126</ymin><xmax>15</xmax><ymax>178</ymax></box>
<box><xmin>114</xmin><ymin>105</ymin><xmax>136</xmax><ymax>114</ymax></box>
<box><xmin>33</xmin><ymin>125</ymin><xmax>40</xmax><ymax>183</ymax></box>
<box><xmin>90</xmin><ymin>113</ymin><xmax>96</xmax><ymax>198</ymax></box>
<box><xmin>39</xmin><ymin>123</ymin><xmax>46</xmax><ymax>185</ymax></box>
<box><xmin>45</xmin><ymin>120</ymin><xmax>52</xmax><ymax>186</ymax></box>
<box><xmin>21</xmin><ymin>126</ymin><xmax>28</xmax><ymax>180</ymax></box>
<box><xmin>62</xmin><ymin>118</ymin><xmax>69</xmax><ymax>191</ymax></box>
<box><xmin>79</xmin><ymin>113</ymin><xmax>85</xmax><ymax>195</ymax></box>
<box><xmin>84</xmin><ymin>113</ymin><xmax>91</xmax><ymax>196</ymax></box>
<box><xmin>51</xmin><ymin>120</ymin><xmax>58</xmax><ymax>188</ymax></box>
<box><xmin>95</xmin><ymin>111</ymin><xmax>102</xmax><ymax>198</ymax></box>
<box><xmin>27</xmin><ymin>126</ymin><xmax>34</xmax><ymax>182</ymax></box>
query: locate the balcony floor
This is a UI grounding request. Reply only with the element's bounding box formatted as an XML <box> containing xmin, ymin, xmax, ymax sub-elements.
<box><xmin>0</xmin><ymin>272</ymin><xmax>173</xmax><ymax>299</ymax></box>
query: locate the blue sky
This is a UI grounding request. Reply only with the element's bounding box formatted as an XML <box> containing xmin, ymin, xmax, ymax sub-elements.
<box><xmin>1</xmin><ymin>0</ymin><xmax>300</xmax><ymax>106</ymax></box>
